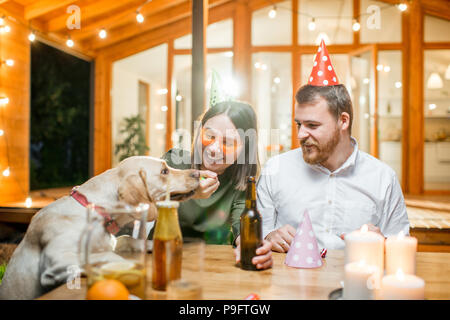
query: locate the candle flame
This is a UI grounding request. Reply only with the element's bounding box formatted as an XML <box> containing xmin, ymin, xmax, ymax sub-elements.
<box><xmin>361</xmin><ymin>224</ymin><xmax>368</xmax><ymax>233</ymax></box>
<box><xmin>357</xmin><ymin>260</ymin><xmax>366</xmax><ymax>267</ymax></box>
<box><xmin>397</xmin><ymin>230</ymin><xmax>405</xmax><ymax>239</ymax></box>
<box><xmin>396</xmin><ymin>268</ymin><xmax>405</xmax><ymax>281</ymax></box>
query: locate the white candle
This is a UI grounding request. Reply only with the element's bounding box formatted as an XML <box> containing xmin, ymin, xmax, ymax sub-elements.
<box><xmin>381</xmin><ymin>269</ymin><xmax>425</xmax><ymax>300</ymax></box>
<box><xmin>345</xmin><ymin>224</ymin><xmax>385</xmax><ymax>273</ymax></box>
<box><xmin>343</xmin><ymin>261</ymin><xmax>380</xmax><ymax>300</ymax></box>
<box><xmin>385</xmin><ymin>231</ymin><xmax>417</xmax><ymax>275</ymax></box>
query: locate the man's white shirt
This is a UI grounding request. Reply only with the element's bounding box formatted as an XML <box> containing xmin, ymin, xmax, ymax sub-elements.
<box><xmin>257</xmin><ymin>138</ymin><xmax>410</xmax><ymax>250</ymax></box>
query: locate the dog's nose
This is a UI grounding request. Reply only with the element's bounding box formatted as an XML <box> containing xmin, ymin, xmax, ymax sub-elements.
<box><xmin>190</xmin><ymin>170</ymin><xmax>200</xmax><ymax>179</ymax></box>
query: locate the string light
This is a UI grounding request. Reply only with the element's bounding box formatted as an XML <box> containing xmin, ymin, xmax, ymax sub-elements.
<box><xmin>0</xmin><ymin>16</ymin><xmax>4</xmax><ymax>25</ymax></box>
<box><xmin>25</xmin><ymin>196</ymin><xmax>32</xmax><ymax>208</ymax></box>
<box><xmin>136</xmin><ymin>11</ymin><xmax>144</xmax><ymax>23</ymax></box>
<box><xmin>99</xmin><ymin>28</ymin><xmax>107</xmax><ymax>39</ymax></box>
<box><xmin>4</xmin><ymin>59</ymin><xmax>14</xmax><ymax>67</ymax></box>
<box><xmin>352</xmin><ymin>19</ymin><xmax>361</xmax><ymax>32</ymax></box>
<box><xmin>308</xmin><ymin>18</ymin><xmax>316</xmax><ymax>31</ymax></box>
<box><xmin>397</xmin><ymin>3</ymin><xmax>408</xmax><ymax>12</ymax></box>
<box><xmin>268</xmin><ymin>6</ymin><xmax>277</xmax><ymax>19</ymax></box>
<box><xmin>0</xmin><ymin>96</ymin><xmax>9</xmax><ymax>105</ymax></box>
<box><xmin>66</xmin><ymin>36</ymin><xmax>74</xmax><ymax>48</ymax></box>
<box><xmin>175</xmin><ymin>95</ymin><xmax>183</xmax><ymax>102</ymax></box>
<box><xmin>0</xmin><ymin>129</ymin><xmax>4</xmax><ymax>136</ymax></box>
<box><xmin>2</xmin><ymin>167</ymin><xmax>10</xmax><ymax>177</ymax></box>
<box><xmin>28</xmin><ymin>31</ymin><xmax>36</xmax><ymax>42</ymax></box>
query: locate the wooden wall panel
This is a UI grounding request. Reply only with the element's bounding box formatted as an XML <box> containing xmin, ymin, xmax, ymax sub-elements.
<box><xmin>0</xmin><ymin>15</ymin><xmax>30</xmax><ymax>203</ymax></box>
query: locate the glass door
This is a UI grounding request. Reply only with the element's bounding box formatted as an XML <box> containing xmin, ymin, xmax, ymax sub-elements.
<box><xmin>348</xmin><ymin>45</ymin><xmax>378</xmax><ymax>157</ymax></box>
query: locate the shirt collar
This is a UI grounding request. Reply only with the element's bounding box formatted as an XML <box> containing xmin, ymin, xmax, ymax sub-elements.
<box><xmin>309</xmin><ymin>137</ymin><xmax>359</xmax><ymax>175</ymax></box>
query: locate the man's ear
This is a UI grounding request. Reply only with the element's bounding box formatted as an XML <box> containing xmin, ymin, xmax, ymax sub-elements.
<box><xmin>118</xmin><ymin>173</ymin><xmax>151</xmax><ymax>206</ymax></box>
<box><xmin>339</xmin><ymin>112</ymin><xmax>350</xmax><ymax>131</ymax></box>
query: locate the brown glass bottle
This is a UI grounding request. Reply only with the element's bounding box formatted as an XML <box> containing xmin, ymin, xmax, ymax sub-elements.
<box><xmin>240</xmin><ymin>176</ymin><xmax>263</xmax><ymax>271</ymax></box>
<box><xmin>152</xmin><ymin>201</ymin><xmax>183</xmax><ymax>291</ymax></box>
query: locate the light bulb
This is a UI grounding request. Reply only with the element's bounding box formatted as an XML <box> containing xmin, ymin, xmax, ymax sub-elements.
<box><xmin>2</xmin><ymin>167</ymin><xmax>10</xmax><ymax>177</ymax></box>
<box><xmin>176</xmin><ymin>95</ymin><xmax>183</xmax><ymax>102</ymax></box>
<box><xmin>273</xmin><ymin>77</ymin><xmax>281</xmax><ymax>84</ymax></box>
<box><xmin>0</xmin><ymin>17</ymin><xmax>4</xmax><ymax>25</ymax></box>
<box><xmin>136</xmin><ymin>12</ymin><xmax>144</xmax><ymax>23</ymax></box>
<box><xmin>28</xmin><ymin>32</ymin><xmax>36</xmax><ymax>42</ymax></box>
<box><xmin>268</xmin><ymin>7</ymin><xmax>277</xmax><ymax>19</ymax></box>
<box><xmin>0</xmin><ymin>129</ymin><xmax>3</xmax><ymax>136</ymax></box>
<box><xmin>99</xmin><ymin>29</ymin><xmax>107</xmax><ymax>39</ymax></box>
<box><xmin>0</xmin><ymin>96</ymin><xmax>9</xmax><ymax>105</ymax></box>
<box><xmin>352</xmin><ymin>20</ymin><xmax>361</xmax><ymax>32</ymax></box>
<box><xmin>397</xmin><ymin>3</ymin><xmax>407</xmax><ymax>12</ymax></box>
<box><xmin>5</xmin><ymin>59</ymin><xmax>14</xmax><ymax>66</ymax></box>
<box><xmin>66</xmin><ymin>38</ymin><xmax>74</xmax><ymax>47</ymax></box>
<box><xmin>308</xmin><ymin>19</ymin><xmax>316</xmax><ymax>31</ymax></box>
<box><xmin>161</xmin><ymin>106</ymin><xmax>168</xmax><ymax>112</ymax></box>
<box><xmin>157</xmin><ymin>88</ymin><xmax>168</xmax><ymax>95</ymax></box>
<box><xmin>376</xmin><ymin>64</ymin><xmax>384</xmax><ymax>71</ymax></box>
<box><xmin>25</xmin><ymin>197</ymin><xmax>32</xmax><ymax>208</ymax></box>
<box><xmin>384</xmin><ymin>65</ymin><xmax>391</xmax><ymax>72</ymax></box>
<box><xmin>395</xmin><ymin>81</ymin><xmax>402</xmax><ymax>88</ymax></box>
<box><xmin>4</xmin><ymin>25</ymin><xmax>10</xmax><ymax>33</ymax></box>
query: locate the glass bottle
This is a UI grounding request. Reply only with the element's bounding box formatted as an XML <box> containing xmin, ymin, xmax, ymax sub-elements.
<box><xmin>152</xmin><ymin>201</ymin><xmax>183</xmax><ymax>291</ymax></box>
<box><xmin>240</xmin><ymin>176</ymin><xmax>263</xmax><ymax>271</ymax></box>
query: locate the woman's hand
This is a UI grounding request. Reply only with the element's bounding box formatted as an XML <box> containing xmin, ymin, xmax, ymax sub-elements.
<box><xmin>234</xmin><ymin>236</ymin><xmax>273</xmax><ymax>270</ymax></box>
<box><xmin>192</xmin><ymin>170</ymin><xmax>220</xmax><ymax>199</ymax></box>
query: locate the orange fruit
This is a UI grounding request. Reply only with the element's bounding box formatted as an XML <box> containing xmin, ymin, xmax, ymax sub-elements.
<box><xmin>86</xmin><ymin>279</ymin><xmax>129</xmax><ymax>300</ymax></box>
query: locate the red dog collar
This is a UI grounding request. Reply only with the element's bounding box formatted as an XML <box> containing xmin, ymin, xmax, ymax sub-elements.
<box><xmin>70</xmin><ymin>186</ymin><xmax>120</xmax><ymax>235</ymax></box>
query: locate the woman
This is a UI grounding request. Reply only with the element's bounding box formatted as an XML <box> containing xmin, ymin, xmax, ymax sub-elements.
<box><xmin>158</xmin><ymin>101</ymin><xmax>272</xmax><ymax>270</ymax></box>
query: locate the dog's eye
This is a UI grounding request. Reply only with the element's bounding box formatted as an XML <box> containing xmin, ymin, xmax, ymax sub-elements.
<box><xmin>161</xmin><ymin>168</ymin><xmax>169</xmax><ymax>175</ymax></box>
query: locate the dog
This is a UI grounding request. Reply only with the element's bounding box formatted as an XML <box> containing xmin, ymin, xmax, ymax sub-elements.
<box><xmin>0</xmin><ymin>156</ymin><xmax>199</xmax><ymax>300</ymax></box>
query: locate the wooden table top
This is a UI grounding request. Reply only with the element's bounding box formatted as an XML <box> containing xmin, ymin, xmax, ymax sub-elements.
<box><xmin>39</xmin><ymin>246</ymin><xmax>450</xmax><ymax>300</ymax></box>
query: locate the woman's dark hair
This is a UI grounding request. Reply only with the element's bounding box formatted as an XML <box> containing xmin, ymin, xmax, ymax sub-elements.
<box><xmin>192</xmin><ymin>101</ymin><xmax>260</xmax><ymax>191</ymax></box>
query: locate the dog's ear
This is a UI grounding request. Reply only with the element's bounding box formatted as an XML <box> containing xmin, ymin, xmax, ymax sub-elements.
<box><xmin>118</xmin><ymin>173</ymin><xmax>151</xmax><ymax>206</ymax></box>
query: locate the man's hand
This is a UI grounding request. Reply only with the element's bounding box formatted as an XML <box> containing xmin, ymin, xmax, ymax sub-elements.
<box><xmin>265</xmin><ymin>225</ymin><xmax>297</xmax><ymax>253</ymax></box>
<box><xmin>340</xmin><ymin>223</ymin><xmax>383</xmax><ymax>240</ymax></box>
<box><xmin>234</xmin><ymin>236</ymin><xmax>273</xmax><ymax>270</ymax></box>
<box><xmin>192</xmin><ymin>170</ymin><xmax>219</xmax><ymax>199</ymax></box>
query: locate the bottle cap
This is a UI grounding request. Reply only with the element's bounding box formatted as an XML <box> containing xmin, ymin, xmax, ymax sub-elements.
<box><xmin>156</xmin><ymin>201</ymin><xmax>180</xmax><ymax>208</ymax></box>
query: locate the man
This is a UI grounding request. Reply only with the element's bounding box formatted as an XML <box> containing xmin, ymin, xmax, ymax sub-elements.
<box><xmin>257</xmin><ymin>40</ymin><xmax>409</xmax><ymax>252</ymax></box>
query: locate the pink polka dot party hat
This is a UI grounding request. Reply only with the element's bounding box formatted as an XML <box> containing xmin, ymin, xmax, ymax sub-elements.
<box><xmin>285</xmin><ymin>210</ymin><xmax>323</xmax><ymax>269</ymax></box>
<box><xmin>308</xmin><ymin>39</ymin><xmax>339</xmax><ymax>86</ymax></box>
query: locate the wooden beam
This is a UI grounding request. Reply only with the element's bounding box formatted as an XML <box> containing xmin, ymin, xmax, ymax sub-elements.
<box><xmin>420</xmin><ymin>0</ymin><xmax>450</xmax><ymax>21</ymax></box>
<box><xmin>291</xmin><ymin>0</ymin><xmax>300</xmax><ymax>150</ymax></box>
<box><xmin>24</xmin><ymin>0</ymin><xmax>75</xmax><ymax>20</ymax></box>
<box><xmin>233</xmin><ymin>0</ymin><xmax>251</xmax><ymax>102</ymax></box>
<box><xmin>407</xmin><ymin>0</ymin><xmax>424</xmax><ymax>194</ymax></box>
<box><xmin>353</xmin><ymin>0</ymin><xmax>360</xmax><ymax>45</ymax></box>
<box><xmin>46</xmin><ymin>0</ymin><xmax>141</xmax><ymax>32</ymax></box>
<box><xmin>191</xmin><ymin>0</ymin><xmax>208</xmax><ymax>127</ymax></box>
<box><xmin>166</xmin><ymin>40</ymin><xmax>174</xmax><ymax>151</ymax></box>
<box><xmin>401</xmin><ymin>10</ymin><xmax>410</xmax><ymax>192</ymax></box>
<box><xmin>70</xmin><ymin>0</ymin><xmax>186</xmax><ymax>41</ymax></box>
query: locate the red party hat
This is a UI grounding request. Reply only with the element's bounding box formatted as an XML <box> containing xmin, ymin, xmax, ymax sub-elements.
<box><xmin>308</xmin><ymin>39</ymin><xmax>339</xmax><ymax>86</ymax></box>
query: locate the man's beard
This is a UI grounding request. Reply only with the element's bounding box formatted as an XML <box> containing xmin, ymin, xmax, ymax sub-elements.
<box><xmin>300</xmin><ymin>128</ymin><xmax>340</xmax><ymax>165</ymax></box>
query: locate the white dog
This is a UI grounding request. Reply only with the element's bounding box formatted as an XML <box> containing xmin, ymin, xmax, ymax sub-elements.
<box><xmin>0</xmin><ymin>156</ymin><xmax>199</xmax><ymax>300</ymax></box>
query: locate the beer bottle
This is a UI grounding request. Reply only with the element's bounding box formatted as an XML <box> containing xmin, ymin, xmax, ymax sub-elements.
<box><xmin>152</xmin><ymin>201</ymin><xmax>183</xmax><ymax>290</ymax></box>
<box><xmin>240</xmin><ymin>176</ymin><xmax>263</xmax><ymax>271</ymax></box>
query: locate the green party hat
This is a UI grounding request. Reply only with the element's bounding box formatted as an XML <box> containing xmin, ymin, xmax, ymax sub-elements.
<box><xmin>209</xmin><ymin>69</ymin><xmax>228</xmax><ymax>107</ymax></box>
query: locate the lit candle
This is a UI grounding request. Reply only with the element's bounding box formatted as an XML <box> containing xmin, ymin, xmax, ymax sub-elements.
<box><xmin>343</xmin><ymin>260</ymin><xmax>380</xmax><ymax>300</ymax></box>
<box><xmin>345</xmin><ymin>224</ymin><xmax>385</xmax><ymax>273</ymax></box>
<box><xmin>385</xmin><ymin>231</ymin><xmax>417</xmax><ymax>275</ymax></box>
<box><xmin>381</xmin><ymin>269</ymin><xmax>425</xmax><ymax>300</ymax></box>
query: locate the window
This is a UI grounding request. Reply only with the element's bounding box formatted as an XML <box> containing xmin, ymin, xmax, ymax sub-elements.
<box><xmin>298</xmin><ymin>0</ymin><xmax>353</xmax><ymax>45</ymax></box>
<box><xmin>424</xmin><ymin>15</ymin><xmax>450</xmax><ymax>42</ymax></box>
<box><xmin>424</xmin><ymin>49</ymin><xmax>450</xmax><ymax>190</ymax></box>
<box><xmin>112</xmin><ymin>44</ymin><xmax>168</xmax><ymax>166</ymax></box>
<box><xmin>252</xmin><ymin>52</ymin><xmax>292</xmax><ymax>164</ymax></box>
<box><xmin>252</xmin><ymin>0</ymin><xmax>292</xmax><ymax>46</ymax></box>
<box><xmin>360</xmin><ymin>0</ymin><xmax>401</xmax><ymax>44</ymax></box>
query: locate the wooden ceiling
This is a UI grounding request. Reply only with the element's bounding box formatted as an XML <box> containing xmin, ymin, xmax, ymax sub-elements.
<box><xmin>0</xmin><ymin>0</ymin><xmax>234</xmax><ymax>58</ymax></box>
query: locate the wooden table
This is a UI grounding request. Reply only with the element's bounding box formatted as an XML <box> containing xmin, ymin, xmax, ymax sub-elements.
<box><xmin>39</xmin><ymin>245</ymin><xmax>450</xmax><ymax>300</ymax></box>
